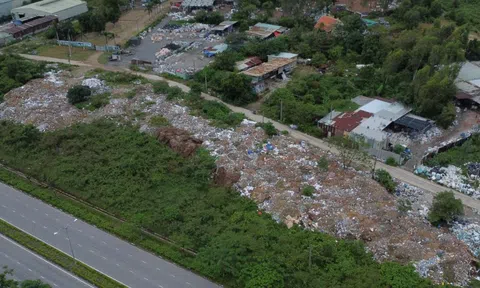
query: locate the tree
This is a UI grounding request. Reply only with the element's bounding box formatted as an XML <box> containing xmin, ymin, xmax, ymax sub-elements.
<box><xmin>219</xmin><ymin>73</ymin><xmax>255</xmax><ymax>105</ymax></box>
<box><xmin>385</xmin><ymin>157</ymin><xmax>398</xmax><ymax>166</ymax></box>
<box><xmin>0</xmin><ymin>267</ymin><xmax>51</xmax><ymax>288</ymax></box>
<box><xmin>328</xmin><ymin>136</ymin><xmax>369</xmax><ymax>169</ymax></box>
<box><xmin>211</xmin><ymin>51</ymin><xmax>242</xmax><ymax>71</ymax></box>
<box><xmin>404</xmin><ymin>9</ymin><xmax>421</xmax><ymax>29</ymax></box>
<box><xmin>311</xmin><ymin>52</ymin><xmax>327</xmax><ymax>67</ymax></box>
<box><xmin>317</xmin><ymin>156</ymin><xmax>329</xmax><ymax>171</ymax></box>
<box><xmin>375</xmin><ymin>169</ymin><xmax>396</xmax><ymax>193</ymax></box>
<box><xmin>428</xmin><ymin>191</ymin><xmax>464</xmax><ymax>225</ymax></box>
<box><xmin>67</xmin><ymin>85</ymin><xmax>91</xmax><ymax>104</ymax></box>
<box><xmin>436</xmin><ymin>102</ymin><xmax>456</xmax><ymax>128</ymax></box>
<box><xmin>429</xmin><ymin>0</ymin><xmax>442</xmax><ymax>18</ymax></box>
<box><xmin>466</xmin><ymin>39</ymin><xmax>480</xmax><ymax>61</ymax></box>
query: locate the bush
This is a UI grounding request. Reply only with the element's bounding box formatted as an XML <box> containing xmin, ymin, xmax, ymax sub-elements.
<box><xmin>166</xmin><ymin>86</ymin><xmax>185</xmax><ymax>100</ymax></box>
<box><xmin>256</xmin><ymin>122</ymin><xmax>278</xmax><ymax>137</ymax></box>
<box><xmin>393</xmin><ymin>144</ymin><xmax>405</xmax><ymax>155</ymax></box>
<box><xmin>375</xmin><ymin>169</ymin><xmax>396</xmax><ymax>193</ymax></box>
<box><xmin>386</xmin><ymin>157</ymin><xmax>398</xmax><ymax>166</ymax></box>
<box><xmin>194</xmin><ymin>10</ymin><xmax>224</xmax><ymax>25</ymax></box>
<box><xmin>302</xmin><ymin>185</ymin><xmax>315</xmax><ymax>197</ymax></box>
<box><xmin>149</xmin><ymin>116</ymin><xmax>170</xmax><ymax>127</ymax></box>
<box><xmin>90</xmin><ymin>93</ymin><xmax>110</xmax><ymax>109</ymax></box>
<box><xmin>67</xmin><ymin>85</ymin><xmax>91</xmax><ymax>104</ymax></box>
<box><xmin>317</xmin><ymin>156</ymin><xmax>329</xmax><ymax>172</ymax></box>
<box><xmin>428</xmin><ymin>191</ymin><xmax>464</xmax><ymax>225</ymax></box>
<box><xmin>152</xmin><ymin>81</ymin><xmax>170</xmax><ymax>94</ymax></box>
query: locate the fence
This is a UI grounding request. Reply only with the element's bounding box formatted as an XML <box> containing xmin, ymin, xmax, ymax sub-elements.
<box><xmin>57</xmin><ymin>40</ymin><xmax>120</xmax><ymax>52</ymax></box>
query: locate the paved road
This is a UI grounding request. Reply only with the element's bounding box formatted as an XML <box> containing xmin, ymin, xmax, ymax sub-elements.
<box><xmin>0</xmin><ymin>234</ymin><xmax>94</xmax><ymax>288</ymax></box>
<box><xmin>18</xmin><ymin>54</ymin><xmax>480</xmax><ymax>212</ymax></box>
<box><xmin>0</xmin><ymin>182</ymin><xmax>220</xmax><ymax>288</ymax></box>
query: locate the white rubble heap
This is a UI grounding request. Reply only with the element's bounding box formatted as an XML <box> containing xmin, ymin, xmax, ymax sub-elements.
<box><xmin>451</xmin><ymin>222</ymin><xmax>480</xmax><ymax>257</ymax></box>
<box><xmin>81</xmin><ymin>77</ymin><xmax>111</xmax><ymax>94</ymax></box>
<box><xmin>0</xmin><ymin>73</ymin><xmax>477</xmax><ymax>286</ymax></box>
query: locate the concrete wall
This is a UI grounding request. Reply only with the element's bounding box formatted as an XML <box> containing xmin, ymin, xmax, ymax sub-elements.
<box><xmin>0</xmin><ymin>0</ymin><xmax>25</xmax><ymax>17</ymax></box>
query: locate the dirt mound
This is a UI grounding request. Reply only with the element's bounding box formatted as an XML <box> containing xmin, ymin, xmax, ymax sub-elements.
<box><xmin>155</xmin><ymin>126</ymin><xmax>202</xmax><ymax>157</ymax></box>
<box><xmin>214</xmin><ymin>166</ymin><xmax>241</xmax><ymax>187</ymax></box>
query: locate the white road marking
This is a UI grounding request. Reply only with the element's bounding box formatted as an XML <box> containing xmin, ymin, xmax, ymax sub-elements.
<box><xmin>65</xmin><ymin>238</ymin><xmax>69</xmax><ymax>241</ymax></box>
<box><xmin>186</xmin><ymin>282</ymin><xmax>192</xmax><ymax>286</ymax></box>
<box><xmin>128</xmin><ymin>254</ymin><xmax>132</xmax><ymax>257</ymax></box>
<box><xmin>40</xmin><ymin>276</ymin><xmax>45</xmax><ymax>279</ymax></box>
<box><xmin>28</xmin><ymin>269</ymin><xmax>32</xmax><ymax>272</ymax></box>
<box><xmin>16</xmin><ymin>261</ymin><xmax>21</xmax><ymax>265</ymax></box>
<box><xmin>144</xmin><ymin>277</ymin><xmax>148</xmax><ymax>281</ymax></box>
<box><xmin>55</xmin><ymin>218</ymin><xmax>60</xmax><ymax>222</ymax></box>
<box><xmin>129</xmin><ymin>270</ymin><xmax>135</xmax><ymax>274</ymax></box>
<box><xmin>115</xmin><ymin>248</ymin><xmax>119</xmax><ymax>251</ymax></box>
<box><xmin>116</xmin><ymin>263</ymin><xmax>120</xmax><ymax>267</ymax></box>
<box><xmin>102</xmin><ymin>241</ymin><xmax>107</xmax><ymax>245</ymax></box>
<box><xmin>77</xmin><ymin>244</ymin><xmax>82</xmax><ymax>248</ymax></box>
<box><xmin>20</xmin><ymin>214</ymin><xmax>25</xmax><ymax>218</ymax></box>
<box><xmin>170</xmin><ymin>274</ymin><xmax>175</xmax><ymax>278</ymax></box>
<box><xmin>34</xmin><ymin>208</ymin><xmax>38</xmax><ymax>211</ymax></box>
<box><xmin>1</xmin><ymin>205</ymin><xmax>6</xmax><ymax>208</ymax></box>
<box><xmin>89</xmin><ymin>250</ymin><xmax>95</xmax><ymax>254</ymax></box>
<box><xmin>142</xmin><ymin>260</ymin><xmax>147</xmax><ymax>264</ymax></box>
<box><xmin>53</xmin><ymin>283</ymin><xmax>58</xmax><ymax>287</ymax></box>
<box><xmin>158</xmin><ymin>285</ymin><xmax>163</xmax><ymax>288</ymax></box>
<box><xmin>89</xmin><ymin>236</ymin><xmax>94</xmax><ymax>239</ymax></box>
<box><xmin>101</xmin><ymin>256</ymin><xmax>107</xmax><ymax>260</ymax></box>
<box><xmin>77</xmin><ymin>229</ymin><xmax>82</xmax><ymax>233</ymax></box>
<box><xmin>156</xmin><ymin>268</ymin><xmax>161</xmax><ymax>271</ymax></box>
<box><xmin>45</xmin><ymin>213</ymin><xmax>48</xmax><ymax>216</ymax></box>
<box><xmin>43</xmin><ymin>226</ymin><xmax>47</xmax><ymax>229</ymax></box>
<box><xmin>11</xmin><ymin>210</ymin><xmax>15</xmax><ymax>213</ymax></box>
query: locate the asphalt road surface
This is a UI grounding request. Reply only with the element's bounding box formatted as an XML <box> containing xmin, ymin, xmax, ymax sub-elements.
<box><xmin>0</xmin><ymin>234</ymin><xmax>94</xmax><ymax>288</ymax></box>
<box><xmin>0</xmin><ymin>182</ymin><xmax>220</xmax><ymax>288</ymax></box>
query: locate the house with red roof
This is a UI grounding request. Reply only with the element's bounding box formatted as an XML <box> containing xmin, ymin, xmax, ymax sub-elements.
<box><xmin>314</xmin><ymin>15</ymin><xmax>342</xmax><ymax>33</ymax></box>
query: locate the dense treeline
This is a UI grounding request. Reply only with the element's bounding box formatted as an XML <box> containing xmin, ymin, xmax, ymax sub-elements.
<box><xmin>0</xmin><ymin>55</ymin><xmax>46</xmax><ymax>102</ymax></box>
<box><xmin>0</xmin><ymin>120</ymin><xmax>438</xmax><ymax>288</ymax></box>
<box><xmin>425</xmin><ymin>134</ymin><xmax>480</xmax><ymax>167</ymax></box>
<box><xmin>200</xmin><ymin>0</ymin><xmax>475</xmax><ymax>129</ymax></box>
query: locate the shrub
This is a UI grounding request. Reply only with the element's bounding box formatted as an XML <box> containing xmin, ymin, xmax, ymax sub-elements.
<box><xmin>152</xmin><ymin>81</ymin><xmax>170</xmax><ymax>94</ymax></box>
<box><xmin>166</xmin><ymin>86</ymin><xmax>185</xmax><ymax>100</ymax></box>
<box><xmin>428</xmin><ymin>191</ymin><xmax>464</xmax><ymax>225</ymax></box>
<box><xmin>90</xmin><ymin>93</ymin><xmax>110</xmax><ymax>109</ymax></box>
<box><xmin>302</xmin><ymin>186</ymin><xmax>315</xmax><ymax>197</ymax></box>
<box><xmin>375</xmin><ymin>169</ymin><xmax>396</xmax><ymax>193</ymax></box>
<box><xmin>149</xmin><ymin>116</ymin><xmax>170</xmax><ymax>127</ymax></box>
<box><xmin>281</xmin><ymin>130</ymin><xmax>289</xmax><ymax>135</ymax></box>
<box><xmin>67</xmin><ymin>85</ymin><xmax>91</xmax><ymax>104</ymax></box>
<box><xmin>393</xmin><ymin>144</ymin><xmax>405</xmax><ymax>155</ymax></box>
<box><xmin>317</xmin><ymin>156</ymin><xmax>329</xmax><ymax>172</ymax></box>
<box><xmin>386</xmin><ymin>157</ymin><xmax>398</xmax><ymax>166</ymax></box>
<box><xmin>256</xmin><ymin>122</ymin><xmax>277</xmax><ymax>137</ymax></box>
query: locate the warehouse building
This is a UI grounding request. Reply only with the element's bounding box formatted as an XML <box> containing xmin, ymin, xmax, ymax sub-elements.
<box><xmin>11</xmin><ymin>0</ymin><xmax>88</xmax><ymax>21</ymax></box>
<box><xmin>0</xmin><ymin>0</ymin><xmax>25</xmax><ymax>17</ymax></box>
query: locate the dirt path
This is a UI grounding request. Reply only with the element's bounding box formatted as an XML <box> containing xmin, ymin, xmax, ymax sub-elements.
<box><xmin>18</xmin><ymin>53</ymin><xmax>480</xmax><ymax>212</ymax></box>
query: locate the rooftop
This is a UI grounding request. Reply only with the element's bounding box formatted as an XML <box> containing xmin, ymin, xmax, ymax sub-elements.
<box><xmin>181</xmin><ymin>0</ymin><xmax>214</xmax><ymax>7</ymax></box>
<box><xmin>314</xmin><ymin>15</ymin><xmax>341</xmax><ymax>32</ymax></box>
<box><xmin>241</xmin><ymin>57</ymin><xmax>296</xmax><ymax>77</ymax></box>
<box><xmin>236</xmin><ymin>57</ymin><xmax>262</xmax><ymax>71</ymax></box>
<box><xmin>211</xmin><ymin>20</ymin><xmax>238</xmax><ymax>31</ymax></box>
<box><xmin>246</xmin><ymin>23</ymin><xmax>287</xmax><ymax>39</ymax></box>
<box><xmin>270</xmin><ymin>52</ymin><xmax>298</xmax><ymax>59</ymax></box>
<box><xmin>351</xmin><ymin>95</ymin><xmax>374</xmax><ymax>106</ymax></box>
<box><xmin>331</xmin><ymin>110</ymin><xmax>373</xmax><ymax>132</ymax></box>
<box><xmin>12</xmin><ymin>0</ymin><xmax>86</xmax><ymax>14</ymax></box>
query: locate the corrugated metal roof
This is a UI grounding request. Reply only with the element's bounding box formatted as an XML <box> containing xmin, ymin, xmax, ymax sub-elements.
<box><xmin>12</xmin><ymin>0</ymin><xmax>86</xmax><ymax>14</ymax></box>
<box><xmin>236</xmin><ymin>57</ymin><xmax>262</xmax><ymax>71</ymax></box>
<box><xmin>182</xmin><ymin>0</ymin><xmax>214</xmax><ymax>7</ymax></box>
<box><xmin>332</xmin><ymin>110</ymin><xmax>373</xmax><ymax>132</ymax></box>
<box><xmin>241</xmin><ymin>57</ymin><xmax>296</xmax><ymax>77</ymax></box>
<box><xmin>351</xmin><ymin>95</ymin><xmax>374</xmax><ymax>106</ymax></box>
<box><xmin>211</xmin><ymin>20</ymin><xmax>238</xmax><ymax>31</ymax></box>
<box><xmin>318</xmin><ymin>110</ymin><xmax>342</xmax><ymax>124</ymax></box>
<box><xmin>456</xmin><ymin>62</ymin><xmax>480</xmax><ymax>82</ymax></box>
<box><xmin>314</xmin><ymin>15</ymin><xmax>341</xmax><ymax>32</ymax></box>
<box><xmin>246</xmin><ymin>22</ymin><xmax>287</xmax><ymax>39</ymax></box>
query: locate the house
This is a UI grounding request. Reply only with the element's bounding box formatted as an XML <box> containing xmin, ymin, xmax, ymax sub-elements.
<box><xmin>267</xmin><ymin>52</ymin><xmax>298</xmax><ymax>64</ymax></box>
<box><xmin>241</xmin><ymin>54</ymin><xmax>297</xmax><ymax>94</ymax></box>
<box><xmin>211</xmin><ymin>21</ymin><xmax>238</xmax><ymax>36</ymax></box>
<box><xmin>236</xmin><ymin>57</ymin><xmax>262</xmax><ymax>72</ymax></box>
<box><xmin>4</xmin><ymin>15</ymin><xmax>57</xmax><ymax>38</ymax></box>
<box><xmin>181</xmin><ymin>0</ymin><xmax>214</xmax><ymax>11</ymax></box>
<box><xmin>246</xmin><ymin>23</ymin><xmax>287</xmax><ymax>40</ymax></box>
<box><xmin>455</xmin><ymin>61</ymin><xmax>480</xmax><ymax>107</ymax></box>
<box><xmin>11</xmin><ymin>0</ymin><xmax>87</xmax><ymax>21</ymax></box>
<box><xmin>318</xmin><ymin>96</ymin><xmax>414</xmax><ymax>148</ymax></box>
<box><xmin>314</xmin><ymin>15</ymin><xmax>341</xmax><ymax>33</ymax></box>
<box><xmin>203</xmin><ymin>43</ymin><xmax>228</xmax><ymax>57</ymax></box>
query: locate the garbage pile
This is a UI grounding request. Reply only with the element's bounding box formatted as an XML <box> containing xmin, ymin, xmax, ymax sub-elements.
<box><xmin>81</xmin><ymin>78</ymin><xmax>110</xmax><ymax>95</ymax></box>
<box><xmin>466</xmin><ymin>162</ymin><xmax>480</xmax><ymax>178</ymax></box>
<box><xmin>451</xmin><ymin>222</ymin><xmax>480</xmax><ymax>257</ymax></box>
<box><xmin>415</xmin><ymin>165</ymin><xmax>480</xmax><ymax>199</ymax></box>
<box><xmin>0</xmin><ymin>71</ymin><xmax>86</xmax><ymax>131</ymax></box>
<box><xmin>168</xmin><ymin>12</ymin><xmax>195</xmax><ymax>21</ymax></box>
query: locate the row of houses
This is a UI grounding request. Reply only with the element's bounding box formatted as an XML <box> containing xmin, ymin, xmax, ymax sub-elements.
<box><xmin>318</xmin><ymin>96</ymin><xmax>432</xmax><ymax>148</ymax></box>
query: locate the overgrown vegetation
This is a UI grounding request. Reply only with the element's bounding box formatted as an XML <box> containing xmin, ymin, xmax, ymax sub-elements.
<box><xmin>428</xmin><ymin>191</ymin><xmax>464</xmax><ymax>225</ymax></box>
<box><xmin>302</xmin><ymin>185</ymin><xmax>315</xmax><ymax>197</ymax></box>
<box><xmin>425</xmin><ymin>134</ymin><xmax>480</xmax><ymax>167</ymax></box>
<box><xmin>0</xmin><ymin>120</ymin><xmax>437</xmax><ymax>288</ymax></box>
<box><xmin>0</xmin><ymin>55</ymin><xmax>46</xmax><ymax>102</ymax></box>
<box><xmin>0</xmin><ymin>219</ymin><xmax>126</xmax><ymax>288</ymax></box>
<box><xmin>386</xmin><ymin>157</ymin><xmax>398</xmax><ymax>167</ymax></box>
<box><xmin>88</xmin><ymin>69</ymin><xmax>147</xmax><ymax>85</ymax></box>
<box><xmin>67</xmin><ymin>85</ymin><xmax>92</xmax><ymax>104</ymax></box>
<box><xmin>375</xmin><ymin>169</ymin><xmax>396</xmax><ymax>193</ymax></box>
<box><xmin>255</xmin><ymin>122</ymin><xmax>278</xmax><ymax>137</ymax></box>
<box><xmin>317</xmin><ymin>156</ymin><xmax>329</xmax><ymax>172</ymax></box>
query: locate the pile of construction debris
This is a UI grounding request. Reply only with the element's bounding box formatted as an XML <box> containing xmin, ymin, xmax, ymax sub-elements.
<box><xmin>0</xmin><ymin>72</ymin><xmax>477</xmax><ymax>286</ymax></box>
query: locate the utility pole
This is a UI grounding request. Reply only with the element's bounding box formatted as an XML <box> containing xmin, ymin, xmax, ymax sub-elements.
<box><xmin>67</xmin><ymin>29</ymin><xmax>72</xmax><ymax>64</ymax></box>
<box><xmin>280</xmin><ymin>99</ymin><xmax>283</xmax><ymax>122</ymax></box>
<box><xmin>204</xmin><ymin>73</ymin><xmax>208</xmax><ymax>91</ymax></box>
<box><xmin>65</xmin><ymin>227</ymin><xmax>76</xmax><ymax>265</ymax></box>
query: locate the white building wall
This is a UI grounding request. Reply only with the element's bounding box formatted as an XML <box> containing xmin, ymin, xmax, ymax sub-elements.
<box><xmin>0</xmin><ymin>0</ymin><xmax>24</xmax><ymax>17</ymax></box>
<box><xmin>12</xmin><ymin>2</ymin><xmax>87</xmax><ymax>20</ymax></box>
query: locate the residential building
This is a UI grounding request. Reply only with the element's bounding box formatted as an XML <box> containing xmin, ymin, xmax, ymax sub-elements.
<box><xmin>236</xmin><ymin>57</ymin><xmax>262</xmax><ymax>72</ymax></box>
<box><xmin>211</xmin><ymin>20</ymin><xmax>238</xmax><ymax>35</ymax></box>
<box><xmin>314</xmin><ymin>15</ymin><xmax>341</xmax><ymax>33</ymax></box>
<box><xmin>246</xmin><ymin>23</ymin><xmax>287</xmax><ymax>40</ymax></box>
<box><xmin>203</xmin><ymin>43</ymin><xmax>228</xmax><ymax>57</ymax></box>
<box><xmin>241</xmin><ymin>53</ymin><xmax>297</xmax><ymax>94</ymax></box>
<box><xmin>11</xmin><ymin>0</ymin><xmax>88</xmax><ymax>21</ymax></box>
<box><xmin>455</xmin><ymin>61</ymin><xmax>480</xmax><ymax>107</ymax></box>
<box><xmin>4</xmin><ymin>15</ymin><xmax>57</xmax><ymax>38</ymax></box>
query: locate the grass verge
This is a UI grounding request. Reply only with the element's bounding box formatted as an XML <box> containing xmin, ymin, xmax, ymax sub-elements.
<box><xmin>0</xmin><ymin>166</ymin><xmax>198</xmax><ymax>274</ymax></box>
<box><xmin>0</xmin><ymin>219</ymin><xmax>125</xmax><ymax>288</ymax></box>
